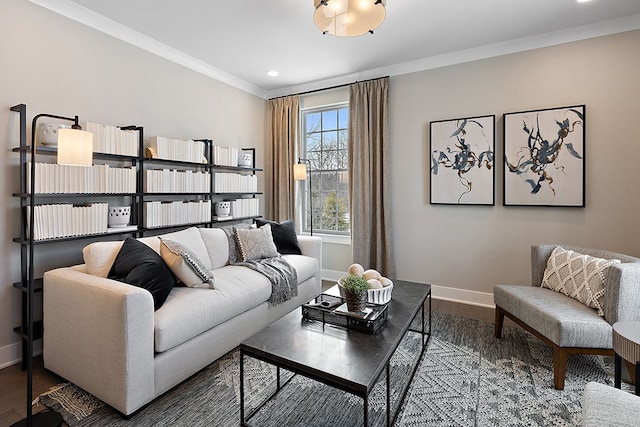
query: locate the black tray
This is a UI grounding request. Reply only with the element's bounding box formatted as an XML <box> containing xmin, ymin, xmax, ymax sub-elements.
<box><xmin>302</xmin><ymin>293</ymin><xmax>388</xmax><ymax>334</ymax></box>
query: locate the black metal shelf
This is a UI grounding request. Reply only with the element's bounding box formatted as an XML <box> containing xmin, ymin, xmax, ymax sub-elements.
<box><xmin>13</xmin><ymin>226</ymin><xmax>139</xmax><ymax>245</ymax></box>
<box><xmin>211</xmin><ymin>164</ymin><xmax>263</xmax><ymax>172</ymax></box>
<box><xmin>143</xmin><ymin>157</ymin><xmax>210</xmax><ymax>168</ymax></box>
<box><xmin>139</xmin><ymin>221</ymin><xmax>213</xmax><ymax>232</ymax></box>
<box><xmin>13</xmin><ymin>278</ymin><xmax>43</xmax><ymax>293</ymax></box>
<box><xmin>13</xmin><ymin>321</ymin><xmax>43</xmax><ymax>341</ymax></box>
<box><xmin>211</xmin><ymin>215</ymin><xmax>262</xmax><ymax>223</ymax></box>
<box><xmin>14</xmin><ymin>192</ymin><xmax>141</xmax><ymax>198</ymax></box>
<box><xmin>143</xmin><ymin>192</ymin><xmax>212</xmax><ymax>197</ymax></box>
<box><xmin>12</xmin><ymin>145</ymin><xmax>139</xmax><ymax>162</ymax></box>
<box><xmin>214</xmin><ymin>192</ymin><xmax>263</xmax><ymax>196</ymax></box>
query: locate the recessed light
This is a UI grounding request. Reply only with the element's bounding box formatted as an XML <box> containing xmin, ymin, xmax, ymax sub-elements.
<box><xmin>266</xmin><ymin>70</ymin><xmax>279</xmax><ymax>77</ymax></box>
<box><xmin>576</xmin><ymin>0</ymin><xmax>592</xmax><ymax>3</ymax></box>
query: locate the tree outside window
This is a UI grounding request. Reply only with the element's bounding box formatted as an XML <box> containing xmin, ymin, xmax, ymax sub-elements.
<box><xmin>300</xmin><ymin>104</ymin><xmax>349</xmax><ymax>235</ymax></box>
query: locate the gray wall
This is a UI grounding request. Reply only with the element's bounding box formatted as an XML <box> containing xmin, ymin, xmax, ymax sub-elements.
<box><xmin>387</xmin><ymin>29</ymin><xmax>640</xmax><ymax>303</ymax></box>
<box><xmin>0</xmin><ymin>0</ymin><xmax>266</xmax><ymax>365</ymax></box>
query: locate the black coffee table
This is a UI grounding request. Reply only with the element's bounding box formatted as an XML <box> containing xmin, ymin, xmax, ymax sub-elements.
<box><xmin>240</xmin><ymin>280</ymin><xmax>431</xmax><ymax>426</ymax></box>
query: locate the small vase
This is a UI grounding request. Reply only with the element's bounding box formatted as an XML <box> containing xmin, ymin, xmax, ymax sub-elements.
<box><xmin>344</xmin><ymin>289</ymin><xmax>368</xmax><ymax>312</ymax></box>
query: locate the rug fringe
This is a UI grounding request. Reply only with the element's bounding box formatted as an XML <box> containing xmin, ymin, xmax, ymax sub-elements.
<box><xmin>33</xmin><ymin>383</ymin><xmax>69</xmax><ymax>406</ymax></box>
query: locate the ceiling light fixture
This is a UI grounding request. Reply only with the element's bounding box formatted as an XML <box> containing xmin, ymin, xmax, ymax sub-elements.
<box><xmin>266</xmin><ymin>70</ymin><xmax>279</xmax><ymax>77</ymax></box>
<box><xmin>314</xmin><ymin>0</ymin><xmax>386</xmax><ymax>37</ymax></box>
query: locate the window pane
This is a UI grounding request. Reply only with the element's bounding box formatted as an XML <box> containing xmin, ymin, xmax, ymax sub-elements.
<box><xmin>322</xmin><ymin>110</ymin><xmax>338</xmax><ymax>131</ymax></box>
<box><xmin>306</xmin><ymin>113</ymin><xmax>321</xmax><ymax>132</ymax></box>
<box><xmin>338</xmin><ymin>108</ymin><xmax>349</xmax><ymax>129</ymax></box>
<box><xmin>322</xmin><ymin>130</ymin><xmax>338</xmax><ymax>151</ymax></box>
<box><xmin>320</xmin><ymin>151</ymin><xmax>338</xmax><ymax>170</ymax></box>
<box><xmin>306</xmin><ymin>132</ymin><xmax>321</xmax><ymax>152</ymax></box>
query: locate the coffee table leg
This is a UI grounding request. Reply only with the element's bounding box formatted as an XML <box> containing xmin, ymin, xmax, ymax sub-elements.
<box><xmin>636</xmin><ymin>362</ymin><xmax>639</xmax><ymax>396</ymax></box>
<box><xmin>386</xmin><ymin>363</ymin><xmax>391</xmax><ymax>427</ymax></box>
<box><xmin>615</xmin><ymin>353</ymin><xmax>621</xmax><ymax>389</ymax></box>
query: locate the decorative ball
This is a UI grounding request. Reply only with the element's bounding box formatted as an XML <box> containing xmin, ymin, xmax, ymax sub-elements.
<box><xmin>367</xmin><ymin>279</ymin><xmax>383</xmax><ymax>289</ymax></box>
<box><xmin>380</xmin><ymin>277</ymin><xmax>393</xmax><ymax>288</ymax></box>
<box><xmin>363</xmin><ymin>269</ymin><xmax>381</xmax><ymax>281</ymax></box>
<box><xmin>348</xmin><ymin>263</ymin><xmax>365</xmax><ymax>277</ymax></box>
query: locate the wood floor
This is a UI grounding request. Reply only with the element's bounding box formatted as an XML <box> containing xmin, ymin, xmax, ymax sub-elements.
<box><xmin>0</xmin><ymin>293</ymin><xmax>495</xmax><ymax>426</ymax></box>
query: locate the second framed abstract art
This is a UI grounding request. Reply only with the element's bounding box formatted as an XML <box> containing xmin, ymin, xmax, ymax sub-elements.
<box><xmin>430</xmin><ymin>115</ymin><xmax>495</xmax><ymax>205</ymax></box>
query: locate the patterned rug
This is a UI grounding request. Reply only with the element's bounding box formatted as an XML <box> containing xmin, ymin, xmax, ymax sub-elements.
<box><xmin>38</xmin><ymin>312</ymin><xmax>628</xmax><ymax>426</ymax></box>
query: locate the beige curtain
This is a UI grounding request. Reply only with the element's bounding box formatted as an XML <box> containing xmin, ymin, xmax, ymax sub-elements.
<box><xmin>266</xmin><ymin>95</ymin><xmax>299</xmax><ymax>221</ymax></box>
<box><xmin>348</xmin><ymin>77</ymin><xmax>394</xmax><ymax>277</ymax></box>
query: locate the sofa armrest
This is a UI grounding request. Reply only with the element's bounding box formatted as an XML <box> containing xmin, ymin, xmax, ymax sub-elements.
<box><xmin>605</xmin><ymin>263</ymin><xmax>640</xmax><ymax>324</ymax></box>
<box><xmin>297</xmin><ymin>235</ymin><xmax>322</xmax><ymax>282</ymax></box>
<box><xmin>43</xmin><ymin>265</ymin><xmax>155</xmax><ymax>415</ymax></box>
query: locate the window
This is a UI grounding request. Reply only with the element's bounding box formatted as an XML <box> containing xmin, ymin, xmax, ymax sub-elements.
<box><xmin>300</xmin><ymin>104</ymin><xmax>349</xmax><ymax>235</ymax></box>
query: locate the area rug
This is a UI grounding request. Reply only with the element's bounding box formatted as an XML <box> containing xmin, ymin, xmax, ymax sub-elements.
<box><xmin>38</xmin><ymin>312</ymin><xmax>626</xmax><ymax>426</ymax></box>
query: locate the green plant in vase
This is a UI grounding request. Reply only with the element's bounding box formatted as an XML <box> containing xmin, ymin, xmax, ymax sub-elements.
<box><xmin>342</xmin><ymin>275</ymin><xmax>371</xmax><ymax>312</ymax></box>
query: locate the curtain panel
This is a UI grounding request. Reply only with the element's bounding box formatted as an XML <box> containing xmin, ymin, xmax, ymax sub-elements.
<box><xmin>266</xmin><ymin>95</ymin><xmax>299</xmax><ymax>222</ymax></box>
<box><xmin>348</xmin><ymin>77</ymin><xmax>395</xmax><ymax>277</ymax></box>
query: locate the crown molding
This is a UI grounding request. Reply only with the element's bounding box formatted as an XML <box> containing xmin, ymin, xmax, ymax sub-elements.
<box><xmin>26</xmin><ymin>1</ymin><xmax>640</xmax><ymax>100</ymax></box>
<box><xmin>27</xmin><ymin>0</ymin><xmax>268</xmax><ymax>99</ymax></box>
<box><xmin>266</xmin><ymin>13</ymin><xmax>640</xmax><ymax>98</ymax></box>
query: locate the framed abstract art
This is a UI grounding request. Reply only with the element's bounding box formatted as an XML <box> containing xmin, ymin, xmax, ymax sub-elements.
<box><xmin>430</xmin><ymin>115</ymin><xmax>495</xmax><ymax>205</ymax></box>
<box><xmin>503</xmin><ymin>105</ymin><xmax>585</xmax><ymax>207</ymax></box>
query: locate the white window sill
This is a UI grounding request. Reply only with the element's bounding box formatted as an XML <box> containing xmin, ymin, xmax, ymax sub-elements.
<box><xmin>301</xmin><ymin>233</ymin><xmax>351</xmax><ymax>245</ymax></box>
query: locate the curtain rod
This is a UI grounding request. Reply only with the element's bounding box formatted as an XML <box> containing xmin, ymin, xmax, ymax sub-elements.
<box><xmin>268</xmin><ymin>76</ymin><xmax>389</xmax><ymax>101</ymax></box>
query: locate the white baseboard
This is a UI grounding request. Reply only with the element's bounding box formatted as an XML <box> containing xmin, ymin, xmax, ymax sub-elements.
<box><xmin>0</xmin><ymin>339</ymin><xmax>43</xmax><ymax>370</ymax></box>
<box><xmin>322</xmin><ymin>270</ymin><xmax>494</xmax><ymax>308</ymax></box>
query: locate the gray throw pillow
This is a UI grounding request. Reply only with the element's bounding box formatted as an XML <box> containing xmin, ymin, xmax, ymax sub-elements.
<box><xmin>234</xmin><ymin>224</ymin><xmax>279</xmax><ymax>262</ymax></box>
<box><xmin>159</xmin><ymin>238</ymin><xmax>215</xmax><ymax>289</ymax></box>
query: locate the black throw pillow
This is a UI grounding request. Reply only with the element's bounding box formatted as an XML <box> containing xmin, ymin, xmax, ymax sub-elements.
<box><xmin>255</xmin><ymin>219</ymin><xmax>302</xmax><ymax>255</ymax></box>
<box><xmin>108</xmin><ymin>238</ymin><xmax>176</xmax><ymax>310</ymax></box>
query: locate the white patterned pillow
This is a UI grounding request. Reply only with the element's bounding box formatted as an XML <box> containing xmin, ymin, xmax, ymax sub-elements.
<box><xmin>541</xmin><ymin>246</ymin><xmax>620</xmax><ymax>316</ymax></box>
<box><xmin>159</xmin><ymin>238</ymin><xmax>215</xmax><ymax>289</ymax></box>
<box><xmin>234</xmin><ymin>224</ymin><xmax>279</xmax><ymax>262</ymax></box>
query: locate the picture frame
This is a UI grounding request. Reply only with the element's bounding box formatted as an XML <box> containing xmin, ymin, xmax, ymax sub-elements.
<box><xmin>429</xmin><ymin>115</ymin><xmax>495</xmax><ymax>205</ymax></box>
<box><xmin>503</xmin><ymin>105</ymin><xmax>585</xmax><ymax>207</ymax></box>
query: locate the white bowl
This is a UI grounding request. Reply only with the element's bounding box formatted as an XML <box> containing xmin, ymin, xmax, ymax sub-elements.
<box><xmin>338</xmin><ymin>276</ymin><xmax>393</xmax><ymax>305</ymax></box>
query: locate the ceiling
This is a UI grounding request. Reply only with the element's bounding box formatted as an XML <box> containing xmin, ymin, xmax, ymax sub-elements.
<box><xmin>31</xmin><ymin>0</ymin><xmax>640</xmax><ymax>98</ymax></box>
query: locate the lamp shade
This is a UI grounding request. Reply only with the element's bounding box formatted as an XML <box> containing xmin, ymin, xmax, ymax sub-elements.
<box><xmin>314</xmin><ymin>0</ymin><xmax>386</xmax><ymax>37</ymax></box>
<box><xmin>57</xmin><ymin>128</ymin><xmax>93</xmax><ymax>166</ymax></box>
<box><xmin>294</xmin><ymin>163</ymin><xmax>307</xmax><ymax>181</ymax></box>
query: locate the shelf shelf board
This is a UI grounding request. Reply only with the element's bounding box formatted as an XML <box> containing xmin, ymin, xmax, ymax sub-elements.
<box><xmin>144</xmin><ymin>192</ymin><xmax>211</xmax><ymax>197</ymax></box>
<box><xmin>211</xmin><ymin>215</ymin><xmax>262</xmax><ymax>223</ymax></box>
<box><xmin>12</xmin><ymin>145</ymin><xmax>139</xmax><ymax>161</ymax></box>
<box><xmin>13</xmin><ymin>320</ymin><xmax>43</xmax><ymax>340</ymax></box>
<box><xmin>143</xmin><ymin>157</ymin><xmax>209</xmax><ymax>168</ymax></box>
<box><xmin>14</xmin><ymin>192</ymin><xmax>141</xmax><ymax>198</ymax></box>
<box><xmin>211</xmin><ymin>164</ymin><xmax>263</xmax><ymax>172</ymax></box>
<box><xmin>13</xmin><ymin>226</ymin><xmax>139</xmax><ymax>244</ymax></box>
<box><xmin>213</xmin><ymin>192</ymin><xmax>263</xmax><ymax>196</ymax></box>
<box><xmin>13</xmin><ymin>278</ymin><xmax>44</xmax><ymax>293</ymax></box>
<box><xmin>140</xmin><ymin>222</ymin><xmax>212</xmax><ymax>232</ymax></box>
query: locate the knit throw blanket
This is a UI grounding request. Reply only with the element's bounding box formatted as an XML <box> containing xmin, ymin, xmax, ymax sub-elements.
<box><xmin>222</xmin><ymin>226</ymin><xmax>298</xmax><ymax>305</ymax></box>
<box><xmin>236</xmin><ymin>257</ymin><xmax>298</xmax><ymax>305</ymax></box>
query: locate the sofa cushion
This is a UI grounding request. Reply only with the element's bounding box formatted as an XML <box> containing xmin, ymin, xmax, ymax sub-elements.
<box><xmin>83</xmin><ymin>240</ymin><xmax>124</xmax><ymax>277</ymax></box>
<box><xmin>282</xmin><ymin>254</ymin><xmax>318</xmax><ymax>284</ymax></box>
<box><xmin>108</xmin><ymin>238</ymin><xmax>176</xmax><ymax>310</ymax></box>
<box><xmin>255</xmin><ymin>219</ymin><xmax>302</xmax><ymax>255</ymax></box>
<box><xmin>159</xmin><ymin>238</ymin><xmax>215</xmax><ymax>289</ymax></box>
<box><xmin>494</xmin><ymin>284</ymin><xmax>612</xmax><ymax>348</ymax></box>
<box><xmin>153</xmin><ymin>265</ymin><xmax>271</xmax><ymax>352</ymax></box>
<box><xmin>198</xmin><ymin>227</ymin><xmax>229</xmax><ymax>269</ymax></box>
<box><xmin>234</xmin><ymin>224</ymin><xmax>279</xmax><ymax>262</ymax></box>
<box><xmin>541</xmin><ymin>246</ymin><xmax>620</xmax><ymax>316</ymax></box>
<box><xmin>153</xmin><ymin>227</ymin><xmax>212</xmax><ymax>270</ymax></box>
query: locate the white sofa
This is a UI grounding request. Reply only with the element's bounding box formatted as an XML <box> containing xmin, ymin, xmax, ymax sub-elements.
<box><xmin>42</xmin><ymin>226</ymin><xmax>322</xmax><ymax>416</ymax></box>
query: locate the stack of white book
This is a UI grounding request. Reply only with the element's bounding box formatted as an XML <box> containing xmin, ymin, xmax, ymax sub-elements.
<box><xmin>212</xmin><ymin>145</ymin><xmax>239</xmax><ymax>167</ymax></box>
<box><xmin>27</xmin><ymin>162</ymin><xmax>136</xmax><ymax>194</ymax></box>
<box><xmin>214</xmin><ymin>173</ymin><xmax>257</xmax><ymax>193</ymax></box>
<box><xmin>229</xmin><ymin>198</ymin><xmax>260</xmax><ymax>218</ymax></box>
<box><xmin>144</xmin><ymin>169</ymin><xmax>211</xmax><ymax>193</ymax></box>
<box><xmin>84</xmin><ymin>122</ymin><xmax>138</xmax><ymax>156</ymax></box>
<box><xmin>143</xmin><ymin>200</ymin><xmax>211</xmax><ymax>228</ymax></box>
<box><xmin>147</xmin><ymin>136</ymin><xmax>205</xmax><ymax>163</ymax></box>
<box><xmin>27</xmin><ymin>203</ymin><xmax>108</xmax><ymax>240</ymax></box>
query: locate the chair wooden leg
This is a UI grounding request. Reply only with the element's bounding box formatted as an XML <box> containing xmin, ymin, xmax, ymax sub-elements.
<box><xmin>494</xmin><ymin>306</ymin><xmax>505</xmax><ymax>339</ymax></box>
<box><xmin>553</xmin><ymin>346</ymin><xmax>567</xmax><ymax>390</ymax></box>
